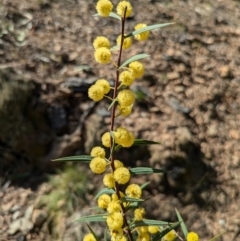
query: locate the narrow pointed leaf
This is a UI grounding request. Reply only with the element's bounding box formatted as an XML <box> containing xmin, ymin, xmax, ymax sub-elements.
<box><xmin>130</xmin><ymin>219</ymin><xmax>177</xmax><ymax>228</ymax></box>
<box><xmin>74</xmin><ymin>214</ymin><xmax>107</xmax><ymax>223</ymax></box>
<box><xmin>119</xmin><ymin>54</ymin><xmax>149</xmax><ymax>69</ymax></box>
<box><xmin>121</xmin><ymin>197</ymin><xmax>144</xmax><ymax>203</ymax></box>
<box><xmin>52</xmin><ymin>155</ymin><xmax>93</xmax><ymax>162</ymax></box>
<box><xmin>141</xmin><ymin>182</ymin><xmax>150</xmax><ymax>190</ymax></box>
<box><xmin>175</xmin><ymin>208</ymin><xmax>188</xmax><ymax>238</ymax></box>
<box><xmin>207</xmin><ymin>231</ymin><xmax>226</xmax><ymax>241</ymax></box>
<box><xmin>125</xmin><ymin>22</ymin><xmax>175</xmax><ymax>38</ymax></box>
<box><xmin>104</xmin><ymin>228</ymin><xmax>108</xmax><ymax>241</ymax></box>
<box><xmin>130</xmin><ymin>167</ymin><xmax>167</xmax><ymax>175</ymax></box>
<box><xmin>87</xmin><ymin>224</ymin><xmax>99</xmax><ymax>241</ymax></box>
<box><xmin>94</xmin><ymin>188</ymin><xmax>115</xmax><ymax>200</ymax></box>
<box><xmin>93</xmin><ymin>12</ymin><xmax>121</xmax><ymax>21</ymax></box>
<box><xmin>133</xmin><ymin>139</ymin><xmax>160</xmax><ymax>146</ymax></box>
<box><xmin>152</xmin><ymin>222</ymin><xmax>181</xmax><ymax>241</ymax></box>
<box><xmin>111</xmin><ymin>45</ymin><xmax>120</xmax><ymax>51</ymax></box>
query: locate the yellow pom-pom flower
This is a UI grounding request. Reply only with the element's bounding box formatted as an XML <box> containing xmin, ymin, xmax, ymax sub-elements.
<box><xmin>117</xmin><ymin>105</ymin><xmax>132</xmax><ymax>117</ymax></box>
<box><xmin>148</xmin><ymin>226</ymin><xmax>159</xmax><ymax>234</ymax></box>
<box><xmin>89</xmin><ymin>157</ymin><xmax>106</xmax><ymax>174</ymax></box>
<box><xmin>134</xmin><ymin>23</ymin><xmax>150</xmax><ymax>41</ymax></box>
<box><xmin>116</xmin><ymin>35</ymin><xmax>132</xmax><ymax>50</ymax></box>
<box><xmin>137</xmin><ymin>233</ymin><xmax>150</xmax><ymax>241</ymax></box>
<box><xmin>83</xmin><ymin>233</ymin><xmax>96</xmax><ymax>241</ymax></box>
<box><xmin>116</xmin><ymin>1</ymin><xmax>133</xmax><ymax>18</ymax></box>
<box><xmin>129</xmin><ymin>61</ymin><xmax>145</xmax><ymax>78</ymax></box>
<box><xmin>107</xmin><ymin>212</ymin><xmax>124</xmax><ymax>230</ymax></box>
<box><xmin>187</xmin><ymin>232</ymin><xmax>199</xmax><ymax>241</ymax></box>
<box><xmin>93</xmin><ymin>36</ymin><xmax>111</xmax><ymax>49</ymax></box>
<box><xmin>103</xmin><ymin>173</ymin><xmax>115</xmax><ymax>188</ymax></box>
<box><xmin>119</xmin><ymin>70</ymin><xmax>134</xmax><ymax>86</ymax></box>
<box><xmin>96</xmin><ymin>79</ymin><xmax>110</xmax><ymax>94</ymax></box>
<box><xmin>112</xmin><ymin>191</ymin><xmax>125</xmax><ymax>201</ymax></box>
<box><xmin>117</xmin><ymin>89</ymin><xmax>135</xmax><ymax>107</ymax></box>
<box><xmin>96</xmin><ymin>0</ymin><xmax>113</xmax><ymax>17</ymax></box>
<box><xmin>125</xmin><ymin>184</ymin><xmax>142</xmax><ymax>199</ymax></box>
<box><xmin>113</xmin><ymin>167</ymin><xmax>130</xmax><ymax>184</ymax></box>
<box><xmin>102</xmin><ymin>132</ymin><xmax>111</xmax><ymax>147</ymax></box>
<box><xmin>114</xmin><ymin>127</ymin><xmax>134</xmax><ymax>147</ymax></box>
<box><xmin>110</xmin><ymin>229</ymin><xmax>124</xmax><ymax>241</ymax></box>
<box><xmin>114</xmin><ymin>160</ymin><xmax>124</xmax><ymax>169</ymax></box>
<box><xmin>134</xmin><ymin>207</ymin><xmax>145</xmax><ymax>220</ymax></box>
<box><xmin>90</xmin><ymin>146</ymin><xmax>106</xmax><ymax>158</ymax></box>
<box><xmin>162</xmin><ymin>230</ymin><xmax>177</xmax><ymax>241</ymax></box>
<box><xmin>94</xmin><ymin>47</ymin><xmax>111</xmax><ymax>64</ymax></box>
<box><xmin>137</xmin><ymin>226</ymin><xmax>148</xmax><ymax>234</ymax></box>
<box><xmin>107</xmin><ymin>200</ymin><xmax>121</xmax><ymax>213</ymax></box>
<box><xmin>98</xmin><ymin>194</ymin><xmax>111</xmax><ymax>209</ymax></box>
<box><xmin>88</xmin><ymin>84</ymin><xmax>105</xmax><ymax>101</ymax></box>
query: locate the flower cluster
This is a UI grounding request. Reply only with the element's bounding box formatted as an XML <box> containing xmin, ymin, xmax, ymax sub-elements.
<box><xmin>82</xmin><ymin>1</ymin><xmax>210</xmax><ymax>241</ymax></box>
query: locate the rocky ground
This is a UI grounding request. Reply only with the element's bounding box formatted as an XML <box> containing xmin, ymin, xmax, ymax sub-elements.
<box><xmin>1</xmin><ymin>0</ymin><xmax>240</xmax><ymax>240</ymax></box>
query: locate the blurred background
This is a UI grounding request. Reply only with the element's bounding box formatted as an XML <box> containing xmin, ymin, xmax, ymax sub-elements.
<box><xmin>0</xmin><ymin>0</ymin><xmax>240</xmax><ymax>240</ymax></box>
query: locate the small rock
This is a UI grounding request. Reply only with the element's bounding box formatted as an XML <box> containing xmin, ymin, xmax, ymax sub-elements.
<box><xmin>207</xmin><ymin>124</ymin><xmax>218</xmax><ymax>137</ymax></box>
<box><xmin>174</xmin><ymin>85</ymin><xmax>185</xmax><ymax>93</ymax></box>
<box><xmin>8</xmin><ymin>218</ymin><xmax>34</xmax><ymax>235</ymax></box>
<box><xmin>32</xmin><ymin>209</ymin><xmax>47</xmax><ymax>227</ymax></box>
<box><xmin>219</xmin><ymin>65</ymin><xmax>231</xmax><ymax>78</ymax></box>
<box><xmin>167</xmin><ymin>71</ymin><xmax>180</xmax><ymax>80</ymax></box>
<box><xmin>12</xmin><ymin>210</ymin><xmax>21</xmax><ymax>221</ymax></box>
<box><xmin>24</xmin><ymin>205</ymin><xmax>34</xmax><ymax>220</ymax></box>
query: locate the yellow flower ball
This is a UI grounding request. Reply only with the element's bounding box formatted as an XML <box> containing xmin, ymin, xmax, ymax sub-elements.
<box><xmin>116</xmin><ymin>35</ymin><xmax>132</xmax><ymax>50</ymax></box>
<box><xmin>83</xmin><ymin>233</ymin><xmax>96</xmax><ymax>241</ymax></box>
<box><xmin>119</xmin><ymin>70</ymin><xmax>134</xmax><ymax>86</ymax></box>
<box><xmin>90</xmin><ymin>146</ymin><xmax>106</xmax><ymax>158</ymax></box>
<box><xmin>125</xmin><ymin>184</ymin><xmax>142</xmax><ymax>199</ymax></box>
<box><xmin>162</xmin><ymin>230</ymin><xmax>177</xmax><ymax>241</ymax></box>
<box><xmin>113</xmin><ymin>167</ymin><xmax>130</xmax><ymax>184</ymax></box>
<box><xmin>114</xmin><ymin>160</ymin><xmax>124</xmax><ymax>169</ymax></box>
<box><xmin>117</xmin><ymin>105</ymin><xmax>132</xmax><ymax>117</ymax></box>
<box><xmin>134</xmin><ymin>23</ymin><xmax>150</xmax><ymax>41</ymax></box>
<box><xmin>107</xmin><ymin>200</ymin><xmax>121</xmax><ymax>213</ymax></box>
<box><xmin>103</xmin><ymin>173</ymin><xmax>115</xmax><ymax>188</ymax></box>
<box><xmin>187</xmin><ymin>232</ymin><xmax>199</xmax><ymax>241</ymax></box>
<box><xmin>116</xmin><ymin>1</ymin><xmax>133</xmax><ymax>18</ymax></box>
<box><xmin>137</xmin><ymin>233</ymin><xmax>150</xmax><ymax>241</ymax></box>
<box><xmin>129</xmin><ymin>61</ymin><xmax>145</xmax><ymax>78</ymax></box>
<box><xmin>96</xmin><ymin>79</ymin><xmax>110</xmax><ymax>94</ymax></box>
<box><xmin>93</xmin><ymin>36</ymin><xmax>111</xmax><ymax>49</ymax></box>
<box><xmin>97</xmin><ymin>194</ymin><xmax>111</xmax><ymax>209</ymax></box>
<box><xmin>114</xmin><ymin>127</ymin><xmax>134</xmax><ymax>147</ymax></box>
<box><xmin>96</xmin><ymin>0</ymin><xmax>113</xmax><ymax>17</ymax></box>
<box><xmin>117</xmin><ymin>89</ymin><xmax>135</xmax><ymax>107</ymax></box>
<box><xmin>89</xmin><ymin>157</ymin><xmax>106</xmax><ymax>174</ymax></box>
<box><xmin>111</xmin><ymin>191</ymin><xmax>125</xmax><ymax>201</ymax></box>
<box><xmin>110</xmin><ymin>229</ymin><xmax>124</xmax><ymax>241</ymax></box>
<box><xmin>101</xmin><ymin>132</ymin><xmax>111</xmax><ymax>147</ymax></box>
<box><xmin>137</xmin><ymin>226</ymin><xmax>148</xmax><ymax>234</ymax></box>
<box><xmin>134</xmin><ymin>208</ymin><xmax>145</xmax><ymax>221</ymax></box>
<box><xmin>107</xmin><ymin>212</ymin><xmax>124</xmax><ymax>230</ymax></box>
<box><xmin>88</xmin><ymin>84</ymin><xmax>105</xmax><ymax>101</ymax></box>
<box><xmin>148</xmin><ymin>226</ymin><xmax>159</xmax><ymax>234</ymax></box>
<box><xmin>94</xmin><ymin>47</ymin><xmax>111</xmax><ymax>64</ymax></box>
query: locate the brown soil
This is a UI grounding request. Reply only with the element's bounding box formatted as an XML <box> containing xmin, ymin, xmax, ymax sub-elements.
<box><xmin>1</xmin><ymin>0</ymin><xmax>240</xmax><ymax>240</ymax></box>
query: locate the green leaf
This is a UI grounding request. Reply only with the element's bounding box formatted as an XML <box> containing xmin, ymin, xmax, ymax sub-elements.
<box><xmin>110</xmin><ymin>45</ymin><xmax>120</xmax><ymax>51</ymax></box>
<box><xmin>207</xmin><ymin>231</ymin><xmax>226</xmax><ymax>241</ymax></box>
<box><xmin>175</xmin><ymin>208</ymin><xmax>188</xmax><ymax>238</ymax></box>
<box><xmin>130</xmin><ymin>219</ymin><xmax>177</xmax><ymax>229</ymax></box>
<box><xmin>152</xmin><ymin>222</ymin><xmax>180</xmax><ymax>241</ymax></box>
<box><xmin>133</xmin><ymin>139</ymin><xmax>161</xmax><ymax>146</ymax></box>
<box><xmin>52</xmin><ymin>155</ymin><xmax>93</xmax><ymax>162</ymax></box>
<box><xmin>130</xmin><ymin>167</ymin><xmax>167</xmax><ymax>175</ymax></box>
<box><xmin>121</xmin><ymin>197</ymin><xmax>144</xmax><ymax>203</ymax></box>
<box><xmin>141</xmin><ymin>182</ymin><xmax>150</xmax><ymax>190</ymax></box>
<box><xmin>74</xmin><ymin>214</ymin><xmax>107</xmax><ymax>223</ymax></box>
<box><xmin>86</xmin><ymin>224</ymin><xmax>99</xmax><ymax>241</ymax></box>
<box><xmin>119</xmin><ymin>54</ymin><xmax>149</xmax><ymax>69</ymax></box>
<box><xmin>125</xmin><ymin>22</ymin><xmax>175</xmax><ymax>38</ymax></box>
<box><xmin>93</xmin><ymin>12</ymin><xmax>121</xmax><ymax>21</ymax></box>
<box><xmin>104</xmin><ymin>228</ymin><xmax>108</xmax><ymax>241</ymax></box>
<box><xmin>94</xmin><ymin>188</ymin><xmax>115</xmax><ymax>200</ymax></box>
